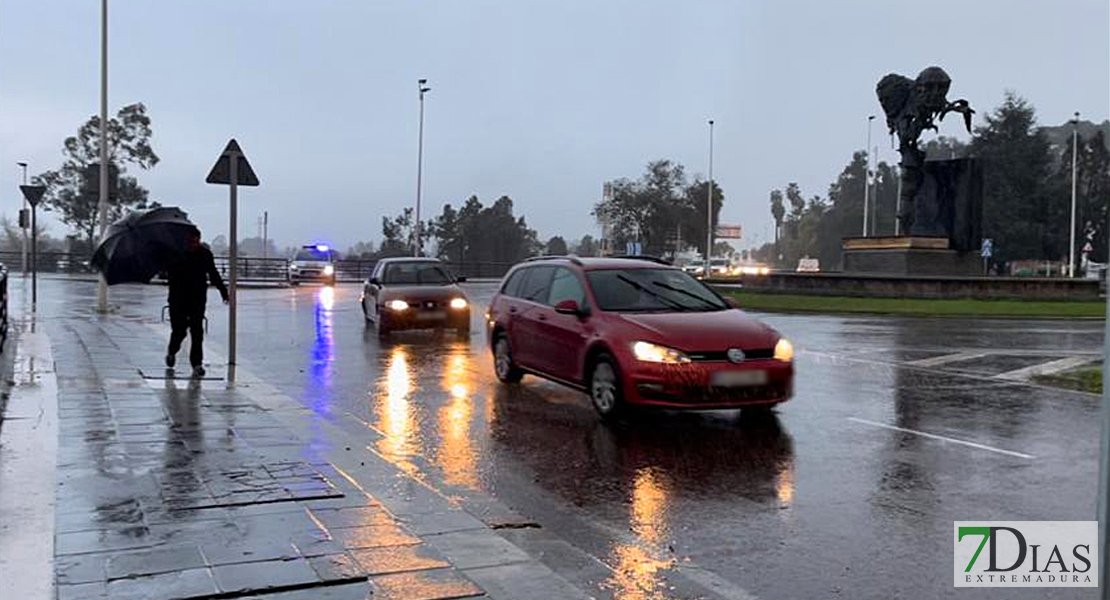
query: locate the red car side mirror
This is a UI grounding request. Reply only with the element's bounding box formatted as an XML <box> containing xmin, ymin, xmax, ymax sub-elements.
<box><xmin>554</xmin><ymin>299</ymin><xmax>583</xmax><ymax>316</ymax></box>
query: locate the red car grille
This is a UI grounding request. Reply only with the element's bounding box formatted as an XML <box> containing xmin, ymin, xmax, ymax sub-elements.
<box><xmin>687</xmin><ymin>348</ymin><xmax>774</xmax><ymax>361</ymax></box>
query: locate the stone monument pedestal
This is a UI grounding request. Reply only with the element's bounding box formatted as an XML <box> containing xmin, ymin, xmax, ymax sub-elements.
<box><xmin>841</xmin><ymin>236</ymin><xmax>982</xmax><ymax>276</ymax></box>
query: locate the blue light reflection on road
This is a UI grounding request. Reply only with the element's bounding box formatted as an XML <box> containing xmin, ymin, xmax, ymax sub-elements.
<box><xmin>307</xmin><ymin>286</ymin><xmax>335</xmax><ymax>416</ymax></box>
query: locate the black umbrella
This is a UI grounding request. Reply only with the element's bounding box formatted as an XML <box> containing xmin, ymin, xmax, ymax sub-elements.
<box><xmin>91</xmin><ymin>206</ymin><xmax>198</xmax><ymax>285</ymax></box>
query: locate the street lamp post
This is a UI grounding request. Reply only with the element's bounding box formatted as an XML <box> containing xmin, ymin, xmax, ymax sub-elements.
<box><xmin>704</xmin><ymin>119</ymin><xmax>715</xmax><ymax>277</ymax></box>
<box><xmin>95</xmin><ymin>0</ymin><xmax>110</xmax><ymax>313</ymax></box>
<box><xmin>415</xmin><ymin>79</ymin><xmax>430</xmax><ymax>257</ymax></box>
<box><xmin>16</xmin><ymin>162</ymin><xmax>27</xmax><ymax>276</ymax></box>
<box><xmin>894</xmin><ymin>163</ymin><xmax>903</xmax><ymax>236</ymax></box>
<box><xmin>871</xmin><ymin>144</ymin><xmax>879</xmax><ymax>236</ymax></box>
<box><xmin>863</xmin><ymin>115</ymin><xmax>875</xmax><ymax>237</ymax></box>
<box><xmin>1069</xmin><ymin>112</ymin><xmax>1080</xmax><ymax>278</ymax></box>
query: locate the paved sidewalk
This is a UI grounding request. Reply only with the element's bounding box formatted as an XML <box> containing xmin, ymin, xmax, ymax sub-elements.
<box><xmin>18</xmin><ymin>312</ymin><xmax>591</xmax><ymax>600</ymax></box>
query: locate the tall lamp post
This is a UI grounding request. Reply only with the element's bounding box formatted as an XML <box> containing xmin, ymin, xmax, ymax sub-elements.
<box><xmin>863</xmin><ymin>115</ymin><xmax>875</xmax><ymax>237</ymax></box>
<box><xmin>16</xmin><ymin>162</ymin><xmax>27</xmax><ymax>276</ymax></box>
<box><xmin>414</xmin><ymin>79</ymin><xmax>430</xmax><ymax>257</ymax></box>
<box><xmin>95</xmin><ymin>0</ymin><xmax>110</xmax><ymax>313</ymax></box>
<box><xmin>1069</xmin><ymin>112</ymin><xmax>1080</xmax><ymax>278</ymax></box>
<box><xmin>704</xmin><ymin>119</ymin><xmax>715</xmax><ymax>276</ymax></box>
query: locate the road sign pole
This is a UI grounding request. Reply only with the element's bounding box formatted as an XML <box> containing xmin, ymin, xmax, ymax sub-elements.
<box><xmin>205</xmin><ymin>138</ymin><xmax>257</xmax><ymax>381</ymax></box>
<box><xmin>31</xmin><ymin>204</ymin><xmax>37</xmax><ymax>307</ymax></box>
<box><xmin>228</xmin><ymin>151</ymin><xmax>238</xmax><ymax>375</ymax></box>
<box><xmin>96</xmin><ymin>0</ymin><xmax>110</xmax><ymax>314</ymax></box>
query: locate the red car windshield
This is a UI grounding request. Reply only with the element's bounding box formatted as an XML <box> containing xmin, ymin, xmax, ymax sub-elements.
<box><xmin>586</xmin><ymin>268</ymin><xmax>728</xmax><ymax>312</ymax></box>
<box><xmin>382</xmin><ymin>262</ymin><xmax>453</xmax><ymax>285</ymax></box>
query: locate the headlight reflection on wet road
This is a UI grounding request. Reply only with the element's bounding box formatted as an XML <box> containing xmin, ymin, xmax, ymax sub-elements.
<box><xmin>605</xmin><ymin>467</ymin><xmax>674</xmax><ymax>600</ymax></box>
<box><xmin>375</xmin><ymin>346</ymin><xmax>421</xmax><ymax>475</ymax></box>
<box><xmin>437</xmin><ymin>350</ymin><xmax>479</xmax><ymax>489</ymax></box>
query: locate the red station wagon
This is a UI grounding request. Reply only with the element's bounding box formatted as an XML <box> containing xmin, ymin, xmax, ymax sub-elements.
<box><xmin>486</xmin><ymin>256</ymin><xmax>794</xmax><ymax>419</ymax></box>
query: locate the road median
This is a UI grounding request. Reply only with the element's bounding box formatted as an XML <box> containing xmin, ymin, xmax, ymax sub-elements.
<box><xmin>720</xmin><ymin>289</ymin><xmax>1105</xmax><ymax>318</ymax></box>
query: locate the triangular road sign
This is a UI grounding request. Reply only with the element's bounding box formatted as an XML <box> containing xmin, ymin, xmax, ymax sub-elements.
<box><xmin>206</xmin><ymin>139</ymin><xmax>259</xmax><ymax>186</ymax></box>
<box><xmin>19</xmin><ymin>185</ymin><xmax>46</xmax><ymax>207</ymax></box>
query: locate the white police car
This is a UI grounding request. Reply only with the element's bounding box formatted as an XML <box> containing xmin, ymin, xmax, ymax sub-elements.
<box><xmin>289</xmin><ymin>244</ymin><xmax>336</xmax><ymax>286</ymax></box>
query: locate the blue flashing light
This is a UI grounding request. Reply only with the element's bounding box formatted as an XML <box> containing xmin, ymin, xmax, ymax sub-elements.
<box><xmin>315</xmin><ymin>244</ymin><xmax>330</xmax><ymax>252</ymax></box>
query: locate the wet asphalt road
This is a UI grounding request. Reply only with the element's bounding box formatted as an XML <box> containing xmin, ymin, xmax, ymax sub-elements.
<box><xmin>24</xmin><ymin>279</ymin><xmax>1106</xmax><ymax>599</ymax></box>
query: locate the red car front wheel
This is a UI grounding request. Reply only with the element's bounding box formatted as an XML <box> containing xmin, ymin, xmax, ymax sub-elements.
<box><xmin>589</xmin><ymin>354</ymin><xmax>625</xmax><ymax>420</ymax></box>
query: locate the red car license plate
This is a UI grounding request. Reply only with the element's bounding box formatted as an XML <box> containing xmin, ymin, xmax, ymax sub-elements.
<box><xmin>711</xmin><ymin>369</ymin><xmax>768</xmax><ymax>387</ymax></box>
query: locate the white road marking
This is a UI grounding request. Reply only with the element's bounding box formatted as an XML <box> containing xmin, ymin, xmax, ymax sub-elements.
<box><xmin>907</xmin><ymin>351</ymin><xmax>990</xmax><ymax>368</ymax></box>
<box><xmin>846</xmin><ymin>417</ymin><xmax>1035</xmax><ymax>460</ymax></box>
<box><xmin>994</xmin><ymin>356</ymin><xmax>1096</xmax><ymax>381</ymax></box>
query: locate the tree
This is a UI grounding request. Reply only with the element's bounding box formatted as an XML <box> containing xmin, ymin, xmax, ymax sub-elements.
<box><xmin>346</xmin><ymin>241</ymin><xmax>376</xmax><ymax>258</ymax></box>
<box><xmin>545</xmin><ymin>236</ymin><xmax>568</xmax><ymax>255</ymax></box>
<box><xmin>573</xmin><ymin>235</ymin><xmax>598</xmax><ymax>257</ymax></box>
<box><xmin>35</xmin><ymin>103</ymin><xmax>160</xmax><ymax>250</ymax></box>
<box><xmin>594</xmin><ymin>160</ymin><xmax>724</xmax><ymax>257</ymax></box>
<box><xmin>209</xmin><ymin>235</ymin><xmax>228</xmax><ymax>256</ymax></box>
<box><xmin>238</xmin><ymin>236</ymin><xmax>278</xmax><ymax>258</ymax></box>
<box><xmin>970</xmin><ymin>92</ymin><xmax>1058</xmax><ymax>263</ymax></box>
<box><xmin>381</xmin><ymin>208</ymin><xmax>416</xmax><ymax>257</ymax></box>
<box><xmin>1062</xmin><ymin>129</ymin><xmax>1110</xmax><ymax>264</ymax></box>
<box><xmin>426</xmin><ymin>195</ymin><xmax>540</xmax><ymax>264</ymax></box>
<box><xmin>681</xmin><ymin>178</ymin><xmax>724</xmax><ymax>256</ymax></box>
<box><xmin>770</xmin><ymin>190</ymin><xmax>785</xmax><ymax>248</ymax></box>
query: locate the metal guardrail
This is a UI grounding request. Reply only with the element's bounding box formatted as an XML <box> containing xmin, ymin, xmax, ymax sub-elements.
<box><xmin>0</xmin><ymin>265</ymin><xmax>8</xmax><ymax>353</ymax></box>
<box><xmin>0</xmin><ymin>251</ymin><xmax>515</xmax><ymax>284</ymax></box>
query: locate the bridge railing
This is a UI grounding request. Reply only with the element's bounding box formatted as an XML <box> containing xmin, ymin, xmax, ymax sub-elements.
<box><xmin>0</xmin><ymin>251</ymin><xmax>515</xmax><ymax>284</ymax></box>
<box><xmin>0</xmin><ymin>264</ymin><xmax>8</xmax><ymax>352</ymax></box>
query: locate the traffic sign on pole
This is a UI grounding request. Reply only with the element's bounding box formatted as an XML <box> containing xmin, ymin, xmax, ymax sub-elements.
<box><xmin>206</xmin><ymin>139</ymin><xmax>259</xmax><ymax>380</ymax></box>
<box><xmin>19</xmin><ymin>185</ymin><xmax>46</xmax><ymax>306</ymax></box>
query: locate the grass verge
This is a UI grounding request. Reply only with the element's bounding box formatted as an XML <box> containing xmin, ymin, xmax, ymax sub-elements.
<box><xmin>1033</xmin><ymin>366</ymin><xmax>1102</xmax><ymax>394</ymax></box>
<box><xmin>720</xmin><ymin>290</ymin><xmax>1106</xmax><ymax>318</ymax></box>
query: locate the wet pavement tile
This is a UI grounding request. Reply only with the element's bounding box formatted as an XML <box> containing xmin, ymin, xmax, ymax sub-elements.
<box><xmin>57</xmin><ymin>580</ymin><xmax>108</xmax><ymax>600</ymax></box>
<box><xmin>289</xmin><ymin>529</ymin><xmax>346</xmax><ymax>557</ymax></box>
<box><xmin>350</xmin><ymin>544</ymin><xmax>451</xmax><ymax>576</ymax></box>
<box><xmin>200</xmin><ymin>538</ymin><xmax>301</xmax><ymax>566</ymax></box>
<box><xmin>105</xmin><ymin>544</ymin><xmax>206</xmax><ymax>580</ymax></box>
<box><xmin>424</xmin><ymin>530</ymin><xmax>531</xmax><ymax>570</ymax></box>
<box><xmin>328</xmin><ymin>523</ymin><xmax>422</xmax><ymax>549</ymax></box>
<box><xmin>55</xmin><ymin>527</ymin><xmax>160</xmax><ymax>556</ymax></box>
<box><xmin>104</xmin><ymin>567</ymin><xmax>218</xmax><ymax>600</ymax></box>
<box><xmin>239</xmin><ymin>581</ymin><xmax>374</xmax><ymax>600</ymax></box>
<box><xmin>369</xmin><ymin>567</ymin><xmax>483</xmax><ymax>600</ymax></box>
<box><xmin>308</xmin><ymin>552</ymin><xmax>368</xmax><ymax>582</ymax></box>
<box><xmin>310</xmin><ymin>505</ymin><xmax>395</xmax><ymax>529</ymax></box>
<box><xmin>212</xmin><ymin>557</ymin><xmax>321</xmax><ymax>594</ymax></box>
<box><xmin>396</xmin><ymin>510</ymin><xmax>487</xmax><ymax>536</ymax></box>
<box><xmin>463</xmin><ymin>561</ymin><xmax>589</xmax><ymax>600</ymax></box>
<box><xmin>55</xmin><ymin>552</ymin><xmax>110</xmax><ymax>585</ymax></box>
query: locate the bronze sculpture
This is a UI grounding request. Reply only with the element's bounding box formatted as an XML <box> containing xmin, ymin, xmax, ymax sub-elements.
<box><xmin>876</xmin><ymin>67</ymin><xmax>974</xmax><ymax>232</ymax></box>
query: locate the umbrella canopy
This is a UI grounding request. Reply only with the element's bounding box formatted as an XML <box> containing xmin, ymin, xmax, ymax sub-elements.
<box><xmin>91</xmin><ymin>206</ymin><xmax>198</xmax><ymax>285</ymax></box>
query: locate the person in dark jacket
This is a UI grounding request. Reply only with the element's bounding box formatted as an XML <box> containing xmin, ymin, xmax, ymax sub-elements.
<box><xmin>166</xmin><ymin>229</ymin><xmax>228</xmax><ymax>377</ymax></box>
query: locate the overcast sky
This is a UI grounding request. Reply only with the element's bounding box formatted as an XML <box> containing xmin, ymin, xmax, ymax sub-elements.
<box><xmin>1</xmin><ymin>0</ymin><xmax>1107</xmax><ymax>252</ymax></box>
